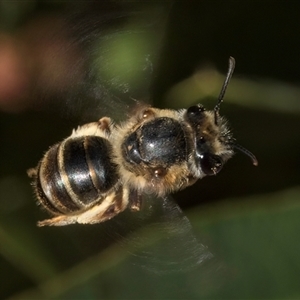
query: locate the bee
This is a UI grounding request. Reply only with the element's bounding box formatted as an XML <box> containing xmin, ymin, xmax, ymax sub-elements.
<box><xmin>28</xmin><ymin>57</ymin><xmax>257</xmax><ymax>227</ymax></box>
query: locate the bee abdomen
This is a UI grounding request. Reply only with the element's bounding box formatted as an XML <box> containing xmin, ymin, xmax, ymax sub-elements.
<box><xmin>35</xmin><ymin>136</ymin><xmax>118</xmax><ymax>215</ymax></box>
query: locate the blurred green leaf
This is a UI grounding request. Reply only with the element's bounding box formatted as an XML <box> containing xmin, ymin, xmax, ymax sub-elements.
<box><xmin>7</xmin><ymin>187</ymin><xmax>300</xmax><ymax>299</ymax></box>
<box><xmin>165</xmin><ymin>68</ymin><xmax>300</xmax><ymax>114</ymax></box>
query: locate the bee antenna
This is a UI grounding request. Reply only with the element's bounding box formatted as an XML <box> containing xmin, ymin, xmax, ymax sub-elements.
<box><xmin>233</xmin><ymin>143</ymin><xmax>258</xmax><ymax>166</ymax></box>
<box><xmin>214</xmin><ymin>56</ymin><xmax>235</xmax><ymax>126</ymax></box>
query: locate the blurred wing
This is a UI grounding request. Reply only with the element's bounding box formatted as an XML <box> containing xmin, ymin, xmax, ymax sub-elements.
<box><xmin>102</xmin><ymin>195</ymin><xmax>213</xmax><ymax>274</ymax></box>
<box><xmin>35</xmin><ymin>3</ymin><xmax>168</xmax><ymax>122</ymax></box>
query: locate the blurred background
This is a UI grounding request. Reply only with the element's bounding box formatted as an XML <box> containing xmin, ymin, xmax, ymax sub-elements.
<box><xmin>0</xmin><ymin>1</ymin><xmax>300</xmax><ymax>299</ymax></box>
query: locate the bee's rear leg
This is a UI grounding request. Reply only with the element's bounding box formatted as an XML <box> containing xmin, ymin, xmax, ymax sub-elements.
<box><xmin>129</xmin><ymin>190</ymin><xmax>143</xmax><ymax>212</ymax></box>
<box><xmin>27</xmin><ymin>168</ymin><xmax>37</xmax><ymax>178</ymax></box>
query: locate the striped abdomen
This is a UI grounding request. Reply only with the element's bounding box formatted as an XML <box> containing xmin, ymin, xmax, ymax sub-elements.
<box><xmin>34</xmin><ymin>136</ymin><xmax>119</xmax><ymax>215</ymax></box>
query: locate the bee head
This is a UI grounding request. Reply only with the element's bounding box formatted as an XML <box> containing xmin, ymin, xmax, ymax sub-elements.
<box><xmin>186</xmin><ymin>57</ymin><xmax>257</xmax><ymax>177</ymax></box>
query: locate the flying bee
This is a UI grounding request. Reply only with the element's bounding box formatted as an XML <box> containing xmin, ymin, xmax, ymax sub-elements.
<box><xmin>28</xmin><ymin>57</ymin><xmax>257</xmax><ymax>227</ymax></box>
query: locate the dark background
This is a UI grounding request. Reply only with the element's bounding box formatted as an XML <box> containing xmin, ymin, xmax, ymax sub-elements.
<box><xmin>0</xmin><ymin>1</ymin><xmax>299</xmax><ymax>299</ymax></box>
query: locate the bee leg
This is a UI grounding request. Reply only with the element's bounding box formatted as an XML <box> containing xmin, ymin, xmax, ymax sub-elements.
<box><xmin>38</xmin><ymin>188</ymin><xmax>130</xmax><ymax>227</ymax></box>
<box><xmin>94</xmin><ymin>188</ymin><xmax>129</xmax><ymax>222</ymax></box>
<box><xmin>37</xmin><ymin>215</ymin><xmax>78</xmax><ymax>227</ymax></box>
<box><xmin>128</xmin><ymin>189</ymin><xmax>143</xmax><ymax>212</ymax></box>
<box><xmin>27</xmin><ymin>168</ymin><xmax>37</xmax><ymax>178</ymax></box>
<box><xmin>37</xmin><ymin>203</ymin><xmax>121</xmax><ymax>227</ymax></box>
<box><xmin>71</xmin><ymin>117</ymin><xmax>113</xmax><ymax>138</ymax></box>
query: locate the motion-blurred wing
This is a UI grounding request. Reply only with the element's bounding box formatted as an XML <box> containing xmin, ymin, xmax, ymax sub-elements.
<box><xmin>102</xmin><ymin>195</ymin><xmax>213</xmax><ymax>274</ymax></box>
<box><xmin>35</xmin><ymin>3</ymin><xmax>168</xmax><ymax>122</ymax></box>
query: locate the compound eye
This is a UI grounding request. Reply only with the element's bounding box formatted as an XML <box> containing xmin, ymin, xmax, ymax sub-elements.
<box><xmin>187</xmin><ymin>105</ymin><xmax>205</xmax><ymax>115</ymax></box>
<box><xmin>187</xmin><ymin>105</ymin><xmax>205</xmax><ymax>122</ymax></box>
<box><xmin>200</xmin><ymin>153</ymin><xmax>223</xmax><ymax>175</ymax></box>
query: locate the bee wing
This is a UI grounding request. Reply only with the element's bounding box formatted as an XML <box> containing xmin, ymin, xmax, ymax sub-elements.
<box><xmin>102</xmin><ymin>195</ymin><xmax>213</xmax><ymax>274</ymax></box>
<box><xmin>36</xmin><ymin>3</ymin><xmax>168</xmax><ymax>122</ymax></box>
